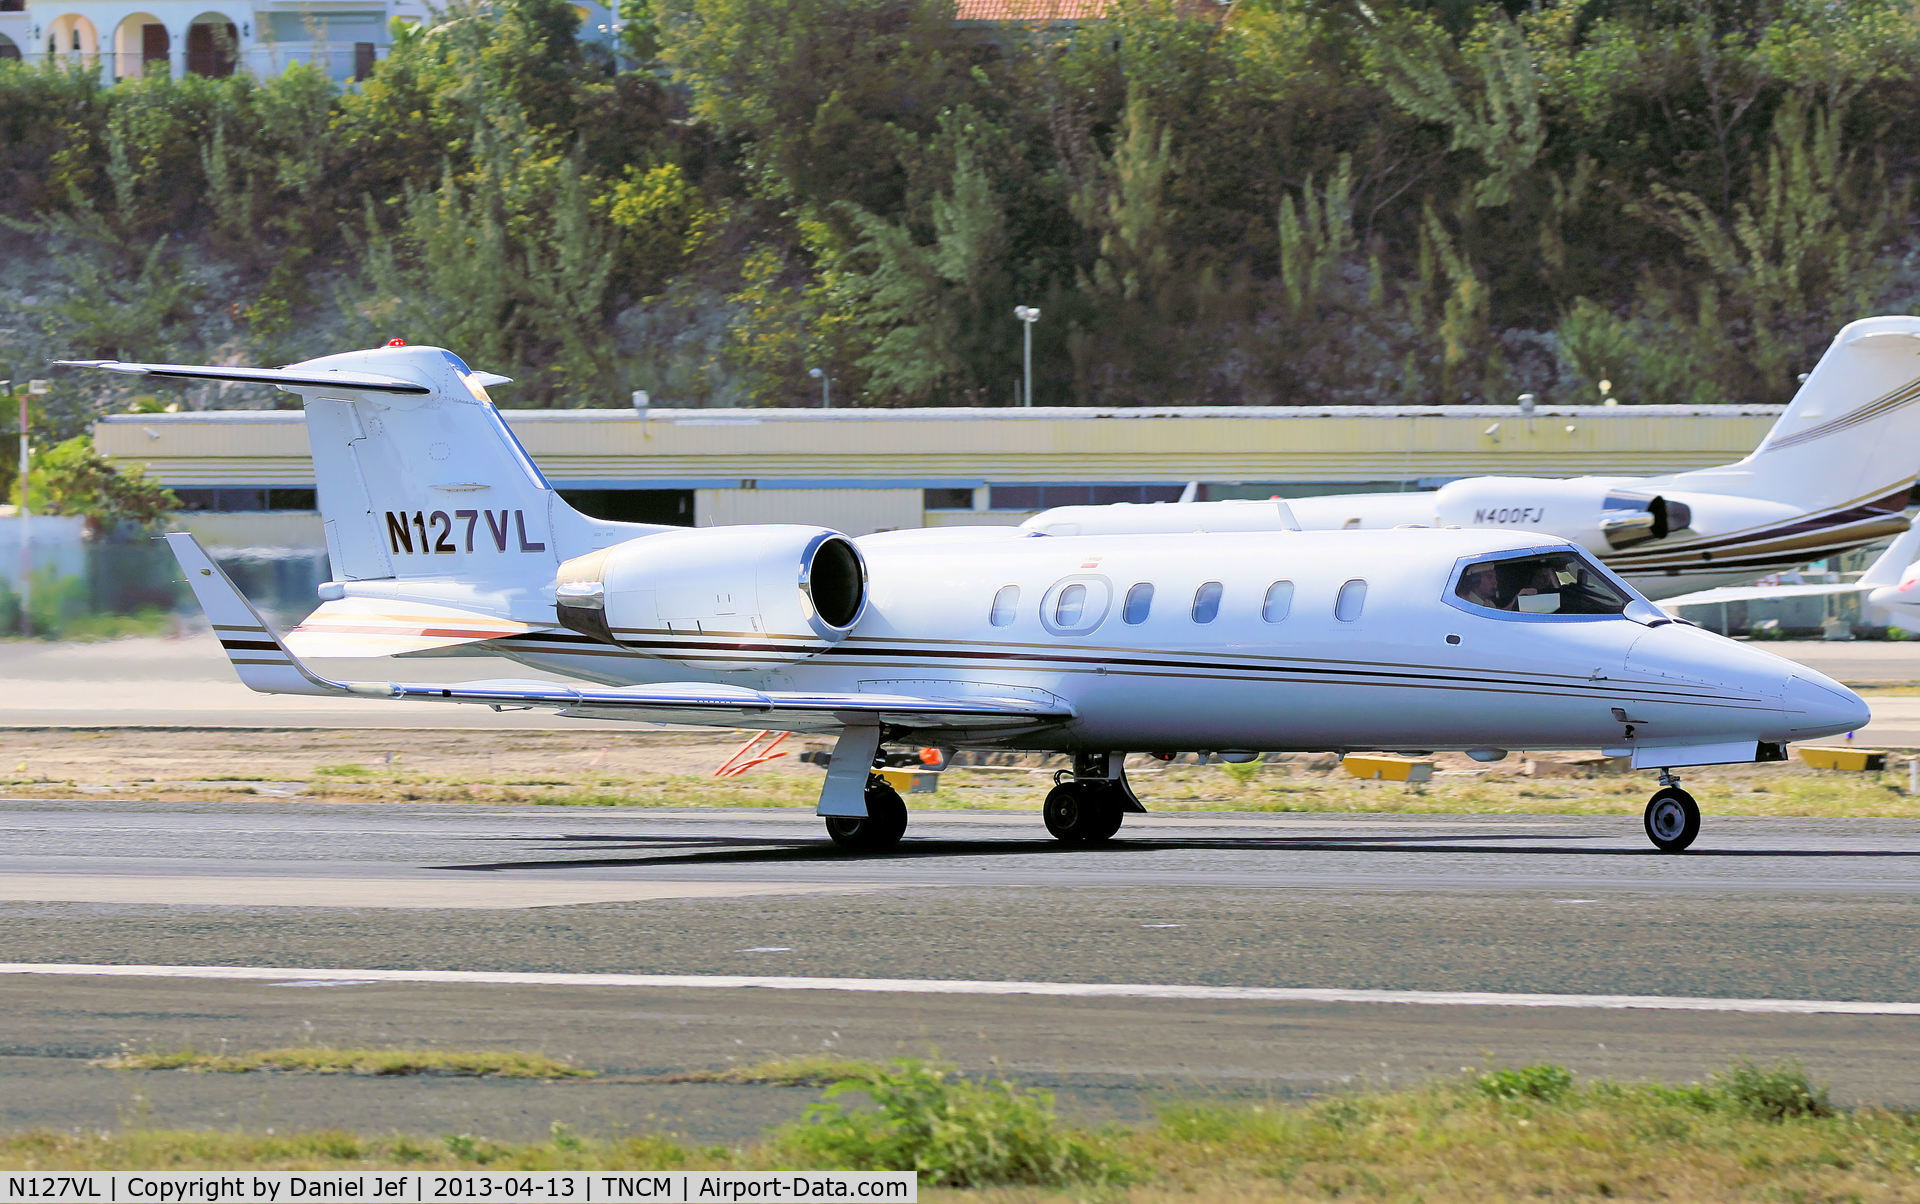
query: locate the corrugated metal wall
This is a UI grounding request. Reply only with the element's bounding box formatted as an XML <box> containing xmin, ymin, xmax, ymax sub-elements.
<box><xmin>693</xmin><ymin>488</ymin><xmax>926</xmax><ymax>535</ymax></box>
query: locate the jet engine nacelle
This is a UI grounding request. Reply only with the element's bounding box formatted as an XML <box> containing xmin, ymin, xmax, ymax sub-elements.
<box><xmin>1433</xmin><ymin>477</ymin><xmax>1691</xmax><ymax>553</ymax></box>
<box><xmin>553</xmin><ymin>525</ymin><xmax>867</xmax><ymax>667</ymax></box>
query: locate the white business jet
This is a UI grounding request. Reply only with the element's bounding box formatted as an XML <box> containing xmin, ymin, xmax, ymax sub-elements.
<box><xmin>1661</xmin><ymin>519</ymin><xmax>1920</xmax><ymax>628</ymax></box>
<box><xmin>1028</xmin><ymin>316</ymin><xmax>1920</xmax><ymax>599</ymax></box>
<box><xmin>60</xmin><ymin>346</ymin><xmax>1869</xmax><ymax>853</ymax></box>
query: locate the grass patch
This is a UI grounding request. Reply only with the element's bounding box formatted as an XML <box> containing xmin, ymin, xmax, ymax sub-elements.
<box><xmin>10</xmin><ymin>1058</ymin><xmax>1920</xmax><ymax>1197</ymax></box>
<box><xmin>96</xmin><ymin>1046</ymin><xmax>592</xmax><ymax>1080</ymax></box>
<box><xmin>311</xmin><ymin>763</ymin><xmax>375</xmax><ymax>778</ymax></box>
<box><xmin>658</xmin><ymin>1056</ymin><xmax>884</xmax><ymax>1087</ymax></box>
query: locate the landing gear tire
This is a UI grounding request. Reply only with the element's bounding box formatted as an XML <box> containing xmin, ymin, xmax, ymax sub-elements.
<box><xmin>1643</xmin><ymin>786</ymin><xmax>1700</xmax><ymax>852</ymax></box>
<box><xmin>1043</xmin><ymin>781</ymin><xmax>1125</xmax><ymax>844</ymax></box>
<box><xmin>825</xmin><ymin>776</ymin><xmax>908</xmax><ymax>852</ymax></box>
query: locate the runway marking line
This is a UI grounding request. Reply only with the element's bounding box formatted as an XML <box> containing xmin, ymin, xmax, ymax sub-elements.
<box><xmin>3</xmin><ymin>963</ymin><xmax>1919</xmax><ymax>1017</ymax></box>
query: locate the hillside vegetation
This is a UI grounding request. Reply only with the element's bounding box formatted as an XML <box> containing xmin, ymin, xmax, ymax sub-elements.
<box><xmin>4</xmin><ymin>0</ymin><xmax>1920</xmax><ymax>425</ymax></box>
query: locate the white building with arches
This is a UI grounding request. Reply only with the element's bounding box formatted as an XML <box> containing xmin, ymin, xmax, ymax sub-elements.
<box><xmin>0</xmin><ymin>0</ymin><xmax>615</xmax><ymax>83</ymax></box>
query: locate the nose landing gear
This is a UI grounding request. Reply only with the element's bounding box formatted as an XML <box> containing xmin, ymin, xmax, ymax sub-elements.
<box><xmin>1643</xmin><ymin>769</ymin><xmax>1700</xmax><ymax>852</ymax></box>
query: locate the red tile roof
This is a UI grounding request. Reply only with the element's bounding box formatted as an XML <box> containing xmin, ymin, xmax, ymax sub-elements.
<box><xmin>954</xmin><ymin>0</ymin><xmax>1113</xmax><ymax>20</ymax></box>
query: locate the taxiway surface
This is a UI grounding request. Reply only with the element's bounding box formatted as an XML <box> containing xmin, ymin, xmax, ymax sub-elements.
<box><xmin>2</xmin><ymin>800</ymin><xmax>1918</xmax><ymax>1138</ymax></box>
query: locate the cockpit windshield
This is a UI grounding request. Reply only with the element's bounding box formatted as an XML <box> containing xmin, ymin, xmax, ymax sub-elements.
<box><xmin>1452</xmin><ymin>550</ymin><xmax>1633</xmax><ymax>617</ymax></box>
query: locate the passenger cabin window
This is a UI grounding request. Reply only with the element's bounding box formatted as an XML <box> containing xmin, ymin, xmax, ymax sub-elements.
<box><xmin>1192</xmin><ymin>581</ymin><xmax>1223</xmax><ymax>624</ymax></box>
<box><xmin>1453</xmin><ymin>551</ymin><xmax>1631</xmax><ymax>617</ymax></box>
<box><xmin>1262</xmin><ymin>581</ymin><xmax>1294</xmax><ymax>623</ymax></box>
<box><xmin>1123</xmin><ymin>583</ymin><xmax>1154</xmax><ymax>625</ymax></box>
<box><xmin>990</xmin><ymin>585</ymin><xmax>1019</xmax><ymax>626</ymax></box>
<box><xmin>1054</xmin><ymin>583</ymin><xmax>1088</xmax><ymax>626</ymax></box>
<box><xmin>1335</xmin><ymin>579</ymin><xmax>1367</xmax><ymax>622</ymax></box>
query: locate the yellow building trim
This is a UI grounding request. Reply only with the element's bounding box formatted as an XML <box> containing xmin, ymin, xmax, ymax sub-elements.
<box><xmin>97</xmin><ymin>405</ymin><xmax>1783</xmax><ymax>489</ymax></box>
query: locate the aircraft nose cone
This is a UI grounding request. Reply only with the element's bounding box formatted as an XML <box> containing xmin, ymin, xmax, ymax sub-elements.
<box><xmin>1782</xmin><ymin>672</ymin><xmax>1871</xmax><ymax>739</ymax></box>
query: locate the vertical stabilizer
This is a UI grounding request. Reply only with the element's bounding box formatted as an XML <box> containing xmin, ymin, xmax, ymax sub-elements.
<box><xmin>61</xmin><ymin>346</ymin><xmax>670</xmax><ymax>584</ymax></box>
<box><xmin>1858</xmin><ymin>517</ymin><xmax>1920</xmax><ymax>588</ymax></box>
<box><xmin>291</xmin><ymin>344</ymin><xmax>593</xmax><ymax>582</ymax></box>
<box><xmin>1668</xmin><ymin>316</ymin><xmax>1920</xmax><ymax>514</ymax></box>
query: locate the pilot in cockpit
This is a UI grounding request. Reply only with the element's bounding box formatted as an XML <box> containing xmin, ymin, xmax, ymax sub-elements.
<box><xmin>1458</xmin><ymin>562</ymin><xmax>1505</xmax><ymax>609</ymax></box>
<box><xmin>1455</xmin><ymin>552</ymin><xmax>1633</xmax><ymax>617</ymax></box>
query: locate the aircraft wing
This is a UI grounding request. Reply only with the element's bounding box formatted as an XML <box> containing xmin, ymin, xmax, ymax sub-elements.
<box><xmin>1661</xmin><ymin>581</ymin><xmax>1873</xmax><ymax>608</ymax></box>
<box><xmin>54</xmin><ymin>360</ymin><xmax>431</xmax><ymax>394</ymax></box>
<box><xmin>168</xmin><ymin>533</ymin><xmax>1072</xmax><ymax>735</ymax></box>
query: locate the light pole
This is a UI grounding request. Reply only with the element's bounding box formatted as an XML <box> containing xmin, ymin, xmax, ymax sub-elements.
<box><xmin>1013</xmin><ymin>306</ymin><xmax>1040</xmax><ymax>406</ymax></box>
<box><xmin>807</xmin><ymin>367</ymin><xmax>831</xmax><ymax>409</ymax></box>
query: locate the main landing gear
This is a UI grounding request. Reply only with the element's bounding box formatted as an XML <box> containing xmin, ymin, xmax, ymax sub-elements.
<box><xmin>824</xmin><ymin>774</ymin><xmax>909</xmax><ymax>852</ymax></box>
<box><xmin>1643</xmin><ymin>769</ymin><xmax>1700</xmax><ymax>852</ymax></box>
<box><xmin>813</xmin><ymin>732</ymin><xmax>1145</xmax><ymax>854</ymax></box>
<box><xmin>1043</xmin><ymin>753</ymin><xmax>1144</xmax><ymax>845</ymax></box>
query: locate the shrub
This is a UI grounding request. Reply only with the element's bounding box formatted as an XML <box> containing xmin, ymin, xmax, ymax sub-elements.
<box><xmin>765</xmin><ymin>1058</ymin><xmax>1130</xmax><ymax>1188</ymax></box>
<box><xmin>1709</xmin><ymin>1060</ymin><xmax>1834</xmax><ymax>1122</ymax></box>
<box><xmin>1473</xmin><ymin>1063</ymin><xmax>1575</xmax><ymax>1104</ymax></box>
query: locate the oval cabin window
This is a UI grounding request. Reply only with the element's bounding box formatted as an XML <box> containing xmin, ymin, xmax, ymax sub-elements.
<box><xmin>1054</xmin><ymin>583</ymin><xmax>1087</xmax><ymax>626</ymax></box>
<box><xmin>1335</xmin><ymin>579</ymin><xmax>1368</xmax><ymax>622</ymax></box>
<box><xmin>1262</xmin><ymin>580</ymin><xmax>1294</xmax><ymax>623</ymax></box>
<box><xmin>990</xmin><ymin>585</ymin><xmax>1019</xmax><ymax>627</ymax></box>
<box><xmin>1192</xmin><ymin>581</ymin><xmax>1223</xmax><ymax>624</ymax></box>
<box><xmin>1123</xmin><ymin>583</ymin><xmax>1154</xmax><ymax>625</ymax></box>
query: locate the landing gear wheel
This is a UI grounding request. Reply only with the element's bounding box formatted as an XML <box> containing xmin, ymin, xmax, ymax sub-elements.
<box><xmin>825</xmin><ymin>776</ymin><xmax>908</xmax><ymax>852</ymax></box>
<box><xmin>1043</xmin><ymin>781</ymin><xmax>1125</xmax><ymax>844</ymax></box>
<box><xmin>1643</xmin><ymin>786</ymin><xmax>1700</xmax><ymax>852</ymax></box>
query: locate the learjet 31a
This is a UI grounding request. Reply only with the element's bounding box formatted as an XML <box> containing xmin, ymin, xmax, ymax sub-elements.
<box><xmin>1027</xmin><ymin>316</ymin><xmax>1920</xmax><ymax>600</ymax></box>
<box><xmin>60</xmin><ymin>346</ymin><xmax>1870</xmax><ymax>853</ymax></box>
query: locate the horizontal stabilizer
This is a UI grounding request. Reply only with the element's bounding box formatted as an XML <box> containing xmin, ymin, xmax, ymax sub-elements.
<box><xmin>167</xmin><ymin>532</ymin><xmax>1071</xmax><ymax>735</ymax></box>
<box><xmin>55</xmin><ymin>360</ymin><xmax>431</xmax><ymax>394</ymax></box>
<box><xmin>286</xmin><ymin>597</ymin><xmax>543</xmax><ymax>659</ymax></box>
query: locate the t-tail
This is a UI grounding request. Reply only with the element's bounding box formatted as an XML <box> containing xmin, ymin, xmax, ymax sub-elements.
<box><xmin>60</xmin><ymin>345</ymin><xmax>669</xmax><ymax>585</ymax></box>
<box><xmin>57</xmin><ymin>344</ymin><xmax>672</xmax><ymax>646</ymax></box>
<box><xmin>1658</xmin><ymin>315</ymin><xmax>1920</xmax><ymax>516</ymax></box>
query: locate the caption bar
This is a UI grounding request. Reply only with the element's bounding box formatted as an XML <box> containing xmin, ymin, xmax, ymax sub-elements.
<box><xmin>1</xmin><ymin>1174</ymin><xmax>916</xmax><ymax>1204</ymax></box>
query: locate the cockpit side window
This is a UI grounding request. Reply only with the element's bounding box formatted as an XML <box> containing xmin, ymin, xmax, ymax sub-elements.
<box><xmin>1453</xmin><ymin>551</ymin><xmax>1632</xmax><ymax>617</ymax></box>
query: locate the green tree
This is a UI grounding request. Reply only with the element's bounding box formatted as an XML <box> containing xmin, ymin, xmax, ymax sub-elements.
<box><xmin>659</xmin><ymin>0</ymin><xmax>965</xmax><ymax>211</ymax></box>
<box><xmin>27</xmin><ymin>434</ymin><xmax>177</xmax><ymax>528</ymax></box>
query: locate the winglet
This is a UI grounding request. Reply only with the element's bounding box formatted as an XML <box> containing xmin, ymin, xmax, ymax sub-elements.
<box><xmin>1858</xmin><ymin>518</ymin><xmax>1920</xmax><ymax>588</ymax></box>
<box><xmin>166</xmin><ymin>532</ymin><xmax>351</xmax><ymax>698</ymax></box>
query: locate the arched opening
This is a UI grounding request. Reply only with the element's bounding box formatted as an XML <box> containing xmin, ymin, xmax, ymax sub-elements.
<box><xmin>43</xmin><ymin>14</ymin><xmax>97</xmax><ymax>61</ymax></box>
<box><xmin>186</xmin><ymin>11</ymin><xmax>238</xmax><ymax>76</ymax></box>
<box><xmin>111</xmin><ymin>12</ymin><xmax>166</xmax><ymax>77</ymax></box>
<box><xmin>0</xmin><ymin>34</ymin><xmax>21</xmax><ymax>60</ymax></box>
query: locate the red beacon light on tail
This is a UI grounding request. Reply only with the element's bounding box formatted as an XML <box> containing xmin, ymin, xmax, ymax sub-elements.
<box><xmin>386</xmin><ymin>338</ymin><xmax>407</xmax><ymax>347</ymax></box>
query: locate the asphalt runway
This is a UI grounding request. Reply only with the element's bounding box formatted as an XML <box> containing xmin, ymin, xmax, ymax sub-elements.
<box><xmin>5</xmin><ymin>635</ymin><xmax>1919</xmax><ymax>740</ymax></box>
<box><xmin>2</xmin><ymin>800</ymin><xmax>1919</xmax><ymax>1138</ymax></box>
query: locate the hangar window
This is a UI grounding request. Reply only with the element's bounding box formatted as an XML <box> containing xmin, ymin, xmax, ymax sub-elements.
<box><xmin>1452</xmin><ymin>551</ymin><xmax>1631</xmax><ymax>617</ymax></box>
<box><xmin>1261</xmin><ymin>581</ymin><xmax>1294</xmax><ymax>623</ymax></box>
<box><xmin>1191</xmin><ymin>581</ymin><xmax>1223</xmax><ymax>624</ymax></box>
<box><xmin>990</xmin><ymin>585</ymin><xmax>1019</xmax><ymax>626</ymax></box>
<box><xmin>1054</xmin><ymin>583</ymin><xmax>1087</xmax><ymax>626</ymax></box>
<box><xmin>1335</xmin><ymin>579</ymin><xmax>1367</xmax><ymax>622</ymax></box>
<box><xmin>1122</xmin><ymin>583</ymin><xmax>1153</xmax><ymax>624</ymax></box>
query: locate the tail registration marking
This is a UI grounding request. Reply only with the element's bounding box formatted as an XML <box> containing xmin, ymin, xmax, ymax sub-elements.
<box><xmin>385</xmin><ymin>509</ymin><xmax>546</xmax><ymax>555</ymax></box>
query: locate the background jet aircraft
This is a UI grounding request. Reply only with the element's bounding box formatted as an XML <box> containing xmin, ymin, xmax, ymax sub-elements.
<box><xmin>1661</xmin><ymin>518</ymin><xmax>1920</xmax><ymax>629</ymax></box>
<box><xmin>1026</xmin><ymin>316</ymin><xmax>1920</xmax><ymax>600</ymax></box>
<box><xmin>62</xmin><ymin>346</ymin><xmax>1868</xmax><ymax>854</ymax></box>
